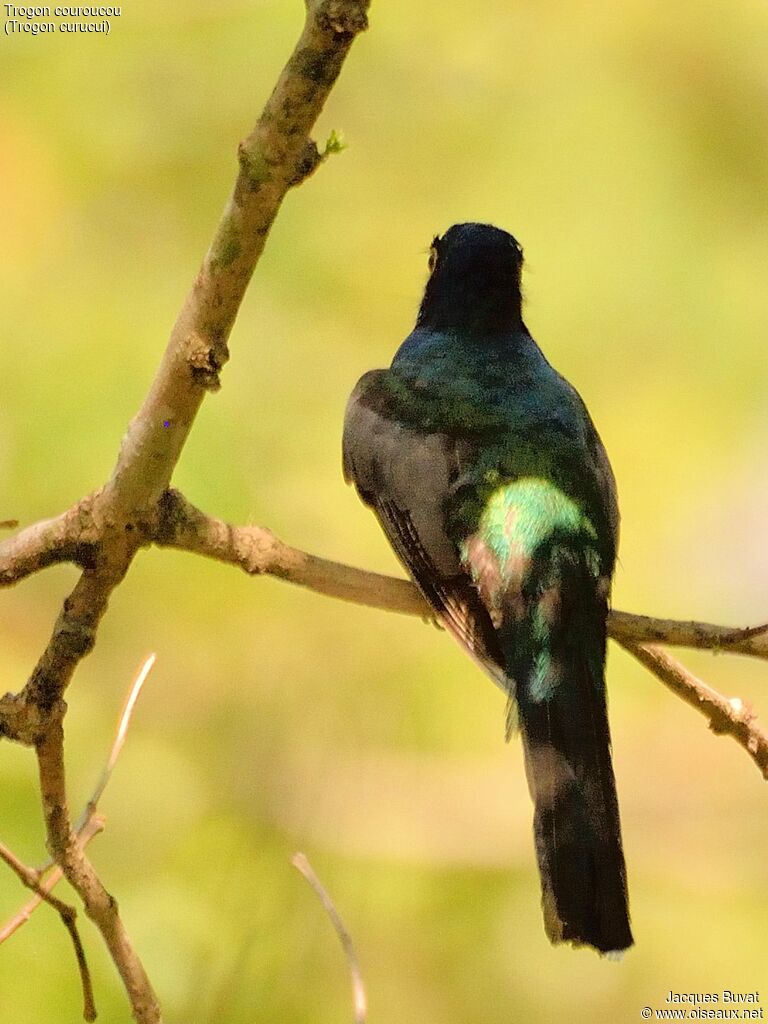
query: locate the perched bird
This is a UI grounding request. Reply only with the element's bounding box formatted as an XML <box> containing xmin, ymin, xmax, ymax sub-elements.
<box><xmin>342</xmin><ymin>222</ymin><xmax>632</xmax><ymax>955</ymax></box>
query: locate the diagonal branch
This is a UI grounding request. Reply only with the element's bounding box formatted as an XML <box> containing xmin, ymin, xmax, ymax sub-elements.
<box><xmin>0</xmin><ymin>0</ymin><xmax>371</xmax><ymax>752</ymax></box>
<box><xmin>98</xmin><ymin>0</ymin><xmax>370</xmax><ymax>519</ymax></box>
<box><xmin>619</xmin><ymin>641</ymin><xmax>768</xmax><ymax>780</ymax></box>
<box><xmin>0</xmin><ymin>3</ymin><xmax>372</xmax><ymax>1019</ymax></box>
<box><xmin>0</xmin><ymin>841</ymin><xmax>96</xmax><ymax>1021</ymax></box>
<box><xmin>0</xmin><ymin>816</ymin><xmax>104</xmax><ymax>946</ymax></box>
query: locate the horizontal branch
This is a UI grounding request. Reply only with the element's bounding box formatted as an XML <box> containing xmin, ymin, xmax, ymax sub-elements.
<box><xmin>609</xmin><ymin>610</ymin><xmax>768</xmax><ymax>659</ymax></box>
<box><xmin>5</xmin><ymin>487</ymin><xmax>768</xmax><ymax>664</ymax></box>
<box><xmin>155</xmin><ymin>489</ymin><xmax>428</xmax><ymax>616</ymax></box>
<box><xmin>0</xmin><ymin>499</ymin><xmax>98</xmax><ymax>587</ymax></box>
<box><xmin>156</xmin><ymin>490</ymin><xmax>768</xmax><ymax>659</ymax></box>
<box><xmin>152</xmin><ymin>491</ymin><xmax>768</xmax><ymax>778</ymax></box>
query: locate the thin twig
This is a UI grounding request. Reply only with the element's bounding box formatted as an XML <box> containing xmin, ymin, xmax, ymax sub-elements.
<box><xmin>0</xmin><ymin>655</ymin><xmax>157</xmax><ymax>1021</ymax></box>
<box><xmin>292</xmin><ymin>852</ymin><xmax>367</xmax><ymax>1024</ymax></box>
<box><xmin>35</xmin><ymin>655</ymin><xmax>161</xmax><ymax>1023</ymax></box>
<box><xmin>721</xmin><ymin>621</ymin><xmax>768</xmax><ymax>642</ymax></box>
<box><xmin>36</xmin><ymin>717</ymin><xmax>163</xmax><ymax>1024</ymax></box>
<box><xmin>0</xmin><ymin>816</ymin><xmax>104</xmax><ymax>945</ymax></box>
<box><xmin>0</xmin><ymin>842</ymin><xmax>96</xmax><ymax>1021</ymax></box>
<box><xmin>619</xmin><ymin>641</ymin><xmax>768</xmax><ymax>780</ymax></box>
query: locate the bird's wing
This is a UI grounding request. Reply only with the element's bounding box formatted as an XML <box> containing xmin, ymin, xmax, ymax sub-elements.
<box><xmin>559</xmin><ymin>377</ymin><xmax>620</xmax><ymax>560</ymax></box>
<box><xmin>586</xmin><ymin>420</ymin><xmax>619</xmax><ymax>557</ymax></box>
<box><xmin>343</xmin><ymin>371</ymin><xmax>507</xmax><ymax>690</ymax></box>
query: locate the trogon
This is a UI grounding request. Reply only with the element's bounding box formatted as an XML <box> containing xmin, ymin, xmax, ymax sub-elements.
<box><xmin>342</xmin><ymin>222</ymin><xmax>632</xmax><ymax>955</ymax></box>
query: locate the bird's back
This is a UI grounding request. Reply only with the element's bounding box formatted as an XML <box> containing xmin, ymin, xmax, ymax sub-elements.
<box><xmin>343</xmin><ymin>223</ymin><xmax>631</xmax><ymax>954</ymax></box>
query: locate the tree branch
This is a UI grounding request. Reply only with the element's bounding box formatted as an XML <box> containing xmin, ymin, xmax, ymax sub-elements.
<box><xmin>155</xmin><ymin>489</ymin><xmax>428</xmax><ymax>616</ymax></box>
<box><xmin>34</xmin><ymin>655</ymin><xmax>159</xmax><ymax>1023</ymax></box>
<box><xmin>0</xmin><ymin>840</ymin><xmax>96</xmax><ymax>1021</ymax></box>
<box><xmin>608</xmin><ymin>611</ymin><xmax>768</xmax><ymax>659</ymax></box>
<box><xmin>619</xmin><ymin>641</ymin><xmax>768</xmax><ymax>780</ymax></box>
<box><xmin>154</xmin><ymin>490</ymin><xmax>768</xmax><ymax>659</ymax></box>
<box><xmin>0</xmin><ymin>501</ymin><xmax>98</xmax><ymax>587</ymax></box>
<box><xmin>0</xmin><ymin>1</ymin><xmax>765</xmax><ymax>1019</ymax></box>
<box><xmin>99</xmin><ymin>0</ymin><xmax>369</xmax><ymax>518</ymax></box>
<box><xmin>0</xmin><ymin>0</ymin><xmax>370</xmax><ymax>751</ymax></box>
<box><xmin>0</xmin><ymin>3</ymin><xmax>371</xmax><ymax>1018</ymax></box>
<box><xmin>153</xmin><ymin>490</ymin><xmax>768</xmax><ymax>777</ymax></box>
<box><xmin>36</xmin><ymin>721</ymin><xmax>162</xmax><ymax>1024</ymax></box>
<box><xmin>0</xmin><ymin>816</ymin><xmax>104</xmax><ymax>946</ymax></box>
<box><xmin>1</xmin><ymin>656</ymin><xmax>153</xmax><ymax>942</ymax></box>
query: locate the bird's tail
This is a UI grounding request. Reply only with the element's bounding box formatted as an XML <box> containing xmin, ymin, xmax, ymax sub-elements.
<box><xmin>504</xmin><ymin>551</ymin><xmax>633</xmax><ymax>955</ymax></box>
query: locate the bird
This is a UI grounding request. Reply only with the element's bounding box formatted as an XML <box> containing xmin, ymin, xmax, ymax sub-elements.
<box><xmin>342</xmin><ymin>222</ymin><xmax>632</xmax><ymax>955</ymax></box>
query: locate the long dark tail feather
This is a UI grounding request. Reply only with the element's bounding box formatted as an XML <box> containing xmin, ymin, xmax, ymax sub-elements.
<box><xmin>506</xmin><ymin>560</ymin><xmax>632</xmax><ymax>955</ymax></box>
<box><xmin>519</xmin><ymin>681</ymin><xmax>632</xmax><ymax>954</ymax></box>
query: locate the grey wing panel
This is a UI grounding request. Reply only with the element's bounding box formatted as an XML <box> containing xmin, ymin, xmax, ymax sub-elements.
<box><xmin>343</xmin><ymin>375</ymin><xmax>459</xmax><ymax>574</ymax></box>
<box><xmin>343</xmin><ymin>374</ymin><xmax>506</xmax><ymax>682</ymax></box>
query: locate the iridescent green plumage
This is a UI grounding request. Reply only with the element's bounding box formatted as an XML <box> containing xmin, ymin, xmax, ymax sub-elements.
<box><xmin>343</xmin><ymin>223</ymin><xmax>631</xmax><ymax>954</ymax></box>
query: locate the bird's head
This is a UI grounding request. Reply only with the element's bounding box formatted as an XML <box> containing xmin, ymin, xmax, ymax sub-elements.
<box><xmin>417</xmin><ymin>222</ymin><xmax>525</xmax><ymax>334</ymax></box>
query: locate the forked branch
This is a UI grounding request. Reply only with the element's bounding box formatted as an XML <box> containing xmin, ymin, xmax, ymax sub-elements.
<box><xmin>0</xmin><ymin>3</ymin><xmax>371</xmax><ymax>1020</ymax></box>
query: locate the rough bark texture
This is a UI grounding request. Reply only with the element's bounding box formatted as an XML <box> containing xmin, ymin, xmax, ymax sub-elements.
<box><xmin>0</xmin><ymin>2</ymin><xmax>370</xmax><ymax>1021</ymax></box>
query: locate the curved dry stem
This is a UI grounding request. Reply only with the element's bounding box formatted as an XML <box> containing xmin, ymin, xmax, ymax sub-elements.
<box><xmin>292</xmin><ymin>852</ymin><xmax>367</xmax><ymax>1024</ymax></box>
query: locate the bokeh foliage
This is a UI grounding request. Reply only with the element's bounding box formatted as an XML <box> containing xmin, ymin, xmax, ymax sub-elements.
<box><xmin>1</xmin><ymin>1</ymin><xmax>767</xmax><ymax>1021</ymax></box>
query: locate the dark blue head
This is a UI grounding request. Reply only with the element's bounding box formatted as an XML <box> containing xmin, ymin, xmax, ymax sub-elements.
<box><xmin>416</xmin><ymin>222</ymin><xmax>525</xmax><ymax>334</ymax></box>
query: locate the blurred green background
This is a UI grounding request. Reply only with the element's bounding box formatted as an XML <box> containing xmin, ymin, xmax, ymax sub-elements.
<box><xmin>2</xmin><ymin>1</ymin><xmax>768</xmax><ymax>1021</ymax></box>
